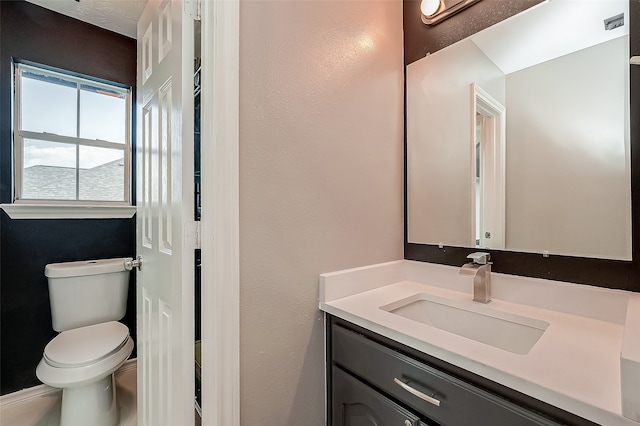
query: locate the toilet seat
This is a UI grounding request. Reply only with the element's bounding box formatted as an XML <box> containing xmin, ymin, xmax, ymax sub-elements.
<box><xmin>44</xmin><ymin>322</ymin><xmax>129</xmax><ymax>368</ymax></box>
<box><xmin>37</xmin><ymin>334</ymin><xmax>133</xmax><ymax>389</ymax></box>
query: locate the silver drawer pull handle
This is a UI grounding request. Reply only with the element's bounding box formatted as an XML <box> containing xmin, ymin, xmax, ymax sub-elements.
<box><xmin>393</xmin><ymin>378</ymin><xmax>441</xmax><ymax>407</ymax></box>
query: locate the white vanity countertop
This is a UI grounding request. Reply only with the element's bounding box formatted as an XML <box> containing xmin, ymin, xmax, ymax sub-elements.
<box><xmin>319</xmin><ymin>260</ymin><xmax>640</xmax><ymax>426</ymax></box>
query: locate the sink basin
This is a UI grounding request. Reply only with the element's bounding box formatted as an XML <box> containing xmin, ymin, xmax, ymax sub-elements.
<box><xmin>380</xmin><ymin>293</ymin><xmax>549</xmax><ymax>355</ymax></box>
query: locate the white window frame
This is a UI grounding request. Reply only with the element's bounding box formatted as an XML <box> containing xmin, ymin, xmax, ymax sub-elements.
<box><xmin>4</xmin><ymin>62</ymin><xmax>136</xmax><ymax>219</ymax></box>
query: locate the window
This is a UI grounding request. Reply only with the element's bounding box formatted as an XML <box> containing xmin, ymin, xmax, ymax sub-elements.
<box><xmin>13</xmin><ymin>63</ymin><xmax>131</xmax><ymax>205</ymax></box>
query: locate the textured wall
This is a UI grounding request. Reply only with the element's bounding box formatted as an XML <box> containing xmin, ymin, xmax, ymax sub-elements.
<box><xmin>238</xmin><ymin>0</ymin><xmax>404</xmax><ymax>423</ymax></box>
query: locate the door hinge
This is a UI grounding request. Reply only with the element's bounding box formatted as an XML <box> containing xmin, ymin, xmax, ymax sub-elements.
<box><xmin>185</xmin><ymin>0</ymin><xmax>201</xmax><ymax>21</ymax></box>
<box><xmin>184</xmin><ymin>221</ymin><xmax>201</xmax><ymax>250</ymax></box>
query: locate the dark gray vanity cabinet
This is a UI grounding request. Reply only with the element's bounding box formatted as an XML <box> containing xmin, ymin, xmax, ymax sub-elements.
<box><xmin>328</xmin><ymin>316</ymin><xmax>597</xmax><ymax>426</ymax></box>
<box><xmin>333</xmin><ymin>365</ymin><xmax>423</xmax><ymax>426</ymax></box>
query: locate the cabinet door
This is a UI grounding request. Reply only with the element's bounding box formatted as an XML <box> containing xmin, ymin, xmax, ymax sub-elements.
<box><xmin>333</xmin><ymin>366</ymin><xmax>423</xmax><ymax>426</ymax></box>
<box><xmin>332</xmin><ymin>324</ymin><xmax>561</xmax><ymax>426</ymax></box>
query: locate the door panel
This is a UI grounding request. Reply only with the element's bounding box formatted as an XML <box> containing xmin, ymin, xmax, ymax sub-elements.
<box><xmin>136</xmin><ymin>1</ymin><xmax>195</xmax><ymax>425</ymax></box>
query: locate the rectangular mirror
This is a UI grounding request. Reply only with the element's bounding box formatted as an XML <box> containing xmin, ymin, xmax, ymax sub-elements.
<box><xmin>407</xmin><ymin>0</ymin><xmax>631</xmax><ymax>260</ymax></box>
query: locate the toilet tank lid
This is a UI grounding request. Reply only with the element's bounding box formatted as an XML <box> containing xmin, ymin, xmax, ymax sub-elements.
<box><xmin>45</xmin><ymin>258</ymin><xmax>128</xmax><ymax>278</ymax></box>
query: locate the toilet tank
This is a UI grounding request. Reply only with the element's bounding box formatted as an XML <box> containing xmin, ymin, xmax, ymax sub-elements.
<box><xmin>45</xmin><ymin>258</ymin><xmax>130</xmax><ymax>332</ymax></box>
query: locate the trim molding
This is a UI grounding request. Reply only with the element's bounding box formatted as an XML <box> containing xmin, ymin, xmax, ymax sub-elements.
<box><xmin>0</xmin><ymin>384</ymin><xmax>59</xmax><ymax>408</ymax></box>
<box><xmin>200</xmin><ymin>0</ymin><xmax>240</xmax><ymax>425</ymax></box>
<box><xmin>1</xmin><ymin>204</ymin><xmax>137</xmax><ymax>219</ymax></box>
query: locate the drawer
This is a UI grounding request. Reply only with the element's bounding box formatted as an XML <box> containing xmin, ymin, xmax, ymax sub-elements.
<box><xmin>332</xmin><ymin>324</ymin><xmax>560</xmax><ymax>426</ymax></box>
<box><xmin>332</xmin><ymin>366</ymin><xmax>424</xmax><ymax>426</ymax></box>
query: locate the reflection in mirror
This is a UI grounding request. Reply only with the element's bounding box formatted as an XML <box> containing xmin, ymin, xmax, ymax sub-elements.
<box><xmin>407</xmin><ymin>0</ymin><xmax>631</xmax><ymax>260</ymax></box>
<box><xmin>472</xmin><ymin>83</ymin><xmax>505</xmax><ymax>249</ymax></box>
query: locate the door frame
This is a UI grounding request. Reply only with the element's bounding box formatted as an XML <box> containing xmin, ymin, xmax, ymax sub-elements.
<box><xmin>200</xmin><ymin>1</ymin><xmax>240</xmax><ymax>425</ymax></box>
<box><xmin>470</xmin><ymin>83</ymin><xmax>506</xmax><ymax>250</ymax></box>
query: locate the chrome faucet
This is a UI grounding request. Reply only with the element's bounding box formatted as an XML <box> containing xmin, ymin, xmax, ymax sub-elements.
<box><xmin>459</xmin><ymin>252</ymin><xmax>492</xmax><ymax>303</ymax></box>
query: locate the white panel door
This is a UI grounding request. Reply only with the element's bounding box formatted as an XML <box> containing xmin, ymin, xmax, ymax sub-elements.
<box><xmin>136</xmin><ymin>1</ymin><xmax>195</xmax><ymax>425</ymax></box>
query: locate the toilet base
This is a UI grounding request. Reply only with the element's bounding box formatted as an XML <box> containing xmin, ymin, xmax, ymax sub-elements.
<box><xmin>60</xmin><ymin>374</ymin><xmax>118</xmax><ymax>426</ymax></box>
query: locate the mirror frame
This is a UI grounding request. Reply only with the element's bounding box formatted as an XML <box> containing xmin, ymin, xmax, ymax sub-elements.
<box><xmin>403</xmin><ymin>0</ymin><xmax>640</xmax><ymax>292</ymax></box>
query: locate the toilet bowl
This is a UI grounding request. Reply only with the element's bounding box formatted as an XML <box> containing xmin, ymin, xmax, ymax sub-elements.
<box><xmin>37</xmin><ymin>258</ymin><xmax>134</xmax><ymax>426</ymax></box>
<box><xmin>36</xmin><ymin>322</ymin><xmax>134</xmax><ymax>426</ymax></box>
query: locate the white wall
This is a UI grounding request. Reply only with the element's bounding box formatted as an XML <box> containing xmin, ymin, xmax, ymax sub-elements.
<box><xmin>407</xmin><ymin>39</ymin><xmax>505</xmax><ymax>246</ymax></box>
<box><xmin>505</xmin><ymin>36</ymin><xmax>631</xmax><ymax>259</ymax></box>
<box><xmin>238</xmin><ymin>1</ymin><xmax>404</xmax><ymax>424</ymax></box>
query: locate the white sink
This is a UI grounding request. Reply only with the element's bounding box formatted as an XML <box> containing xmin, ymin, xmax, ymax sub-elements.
<box><xmin>380</xmin><ymin>293</ymin><xmax>549</xmax><ymax>355</ymax></box>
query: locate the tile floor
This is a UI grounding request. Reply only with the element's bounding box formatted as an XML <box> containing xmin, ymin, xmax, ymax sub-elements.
<box><xmin>0</xmin><ymin>363</ymin><xmax>203</xmax><ymax>426</ymax></box>
<box><xmin>0</xmin><ymin>363</ymin><xmax>138</xmax><ymax>426</ymax></box>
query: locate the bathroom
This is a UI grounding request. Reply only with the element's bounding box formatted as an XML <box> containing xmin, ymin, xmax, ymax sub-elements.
<box><xmin>0</xmin><ymin>0</ymin><xmax>638</xmax><ymax>425</ymax></box>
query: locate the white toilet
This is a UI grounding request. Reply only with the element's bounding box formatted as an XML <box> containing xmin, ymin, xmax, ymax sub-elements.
<box><xmin>36</xmin><ymin>258</ymin><xmax>135</xmax><ymax>426</ymax></box>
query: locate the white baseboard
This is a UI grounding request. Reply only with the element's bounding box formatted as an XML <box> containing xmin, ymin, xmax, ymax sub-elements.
<box><xmin>0</xmin><ymin>358</ymin><xmax>137</xmax><ymax>408</ymax></box>
<box><xmin>0</xmin><ymin>383</ymin><xmax>59</xmax><ymax>407</ymax></box>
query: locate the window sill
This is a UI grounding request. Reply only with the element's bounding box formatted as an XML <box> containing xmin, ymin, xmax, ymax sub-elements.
<box><xmin>0</xmin><ymin>204</ymin><xmax>136</xmax><ymax>219</ymax></box>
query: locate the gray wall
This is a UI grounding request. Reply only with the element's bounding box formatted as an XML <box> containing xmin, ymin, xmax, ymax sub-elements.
<box><xmin>238</xmin><ymin>0</ymin><xmax>404</xmax><ymax>423</ymax></box>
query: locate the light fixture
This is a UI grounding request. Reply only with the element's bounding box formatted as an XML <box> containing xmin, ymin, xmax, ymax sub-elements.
<box><xmin>421</xmin><ymin>0</ymin><xmax>441</xmax><ymax>17</ymax></box>
<box><xmin>421</xmin><ymin>0</ymin><xmax>483</xmax><ymax>26</ymax></box>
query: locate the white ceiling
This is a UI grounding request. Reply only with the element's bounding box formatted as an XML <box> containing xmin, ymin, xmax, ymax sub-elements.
<box><xmin>471</xmin><ymin>0</ymin><xmax>629</xmax><ymax>75</ymax></box>
<box><xmin>25</xmin><ymin>0</ymin><xmax>147</xmax><ymax>38</ymax></box>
